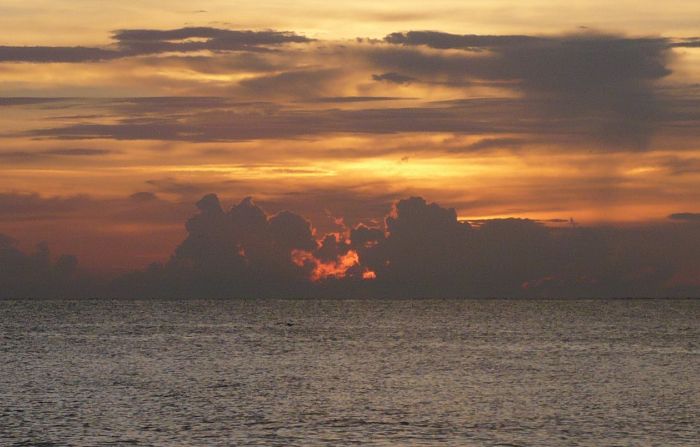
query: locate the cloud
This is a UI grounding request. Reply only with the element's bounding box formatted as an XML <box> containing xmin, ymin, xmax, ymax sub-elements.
<box><xmin>0</xmin><ymin>191</ymin><xmax>189</xmax><ymax>225</ymax></box>
<box><xmin>377</xmin><ymin>31</ymin><xmax>674</xmax><ymax>149</ymax></box>
<box><xmin>0</xmin><ymin>46</ymin><xmax>120</xmax><ymax>63</ymax></box>
<box><xmin>99</xmin><ymin>194</ymin><xmax>700</xmax><ymax>298</ymax></box>
<box><xmin>669</xmin><ymin>212</ymin><xmax>700</xmax><ymax>221</ymax></box>
<box><xmin>299</xmin><ymin>96</ymin><xmax>411</xmax><ymax>103</ymax></box>
<box><xmin>0</xmin><ymin>234</ymin><xmax>85</xmax><ymax>298</ymax></box>
<box><xmin>0</xmin><ymin>147</ymin><xmax>113</xmax><ymax>162</ymax></box>
<box><xmin>25</xmin><ymin>98</ymin><xmax>533</xmax><ymax>141</ymax></box>
<box><xmin>0</xmin><ymin>27</ymin><xmax>312</xmax><ymax>63</ymax></box>
<box><xmin>372</xmin><ymin>72</ymin><xmax>416</xmax><ymax>84</ymax></box>
<box><xmin>112</xmin><ymin>195</ymin><xmax>320</xmax><ymax>297</ymax></box>
<box><xmin>112</xmin><ymin>27</ymin><xmax>312</xmax><ymax>54</ymax></box>
<box><xmin>7</xmin><ymin>28</ymin><xmax>698</xmax><ymax>152</ymax></box>
<box><xmin>670</xmin><ymin>38</ymin><xmax>700</xmax><ymax>48</ymax></box>
<box><xmin>3</xmin><ymin>194</ymin><xmax>700</xmax><ymax>298</ymax></box>
<box><xmin>26</xmin><ymin>94</ymin><xmax>699</xmax><ymax>154</ymax></box>
<box><xmin>449</xmin><ymin>137</ymin><xmax>526</xmax><ymax>152</ymax></box>
<box><xmin>0</xmin><ymin>192</ymin><xmax>93</xmax><ymax>218</ymax></box>
<box><xmin>0</xmin><ymin>98</ymin><xmax>68</xmax><ymax>106</ymax></box>
<box><xmin>236</xmin><ymin>68</ymin><xmax>343</xmax><ymax>98</ymax></box>
<box><xmin>384</xmin><ymin>31</ymin><xmax>546</xmax><ymax>50</ymax></box>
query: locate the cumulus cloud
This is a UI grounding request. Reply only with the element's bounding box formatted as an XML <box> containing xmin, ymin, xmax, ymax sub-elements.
<box><xmin>112</xmin><ymin>195</ymin><xmax>321</xmax><ymax>297</ymax></box>
<box><xmin>96</xmin><ymin>195</ymin><xmax>700</xmax><ymax>298</ymax></box>
<box><xmin>0</xmin><ymin>234</ymin><xmax>85</xmax><ymax>298</ymax></box>
<box><xmin>3</xmin><ymin>194</ymin><xmax>700</xmax><ymax>298</ymax></box>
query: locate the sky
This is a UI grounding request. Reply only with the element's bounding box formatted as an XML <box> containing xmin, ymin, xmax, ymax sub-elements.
<box><xmin>1</xmin><ymin>1</ymin><xmax>700</xmax><ymax>297</ymax></box>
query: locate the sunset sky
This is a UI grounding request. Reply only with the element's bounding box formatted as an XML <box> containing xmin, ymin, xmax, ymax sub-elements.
<box><xmin>1</xmin><ymin>1</ymin><xmax>700</xmax><ymax>280</ymax></box>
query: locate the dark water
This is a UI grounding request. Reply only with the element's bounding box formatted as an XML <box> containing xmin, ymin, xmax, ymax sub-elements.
<box><xmin>1</xmin><ymin>299</ymin><xmax>698</xmax><ymax>446</ymax></box>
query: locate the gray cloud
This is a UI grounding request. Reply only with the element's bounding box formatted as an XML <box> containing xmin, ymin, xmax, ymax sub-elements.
<box><xmin>3</xmin><ymin>194</ymin><xmax>700</xmax><ymax>298</ymax></box>
<box><xmin>669</xmin><ymin>212</ymin><xmax>700</xmax><ymax>222</ymax></box>
<box><xmin>0</xmin><ymin>46</ymin><xmax>120</xmax><ymax>63</ymax></box>
<box><xmin>27</xmin><ymin>95</ymin><xmax>700</xmax><ymax>150</ymax></box>
<box><xmin>384</xmin><ymin>31</ymin><xmax>547</xmax><ymax>50</ymax></box>
<box><xmin>113</xmin><ymin>27</ymin><xmax>312</xmax><ymax>55</ymax></box>
<box><xmin>0</xmin><ymin>27</ymin><xmax>312</xmax><ymax>63</ymax></box>
<box><xmin>670</xmin><ymin>38</ymin><xmax>700</xmax><ymax>48</ymax></box>
<box><xmin>110</xmin><ymin>195</ymin><xmax>700</xmax><ymax>298</ymax></box>
<box><xmin>0</xmin><ymin>235</ymin><xmax>85</xmax><ymax>298</ymax></box>
<box><xmin>0</xmin><ymin>192</ymin><xmax>189</xmax><ymax>224</ymax></box>
<box><xmin>449</xmin><ymin>138</ymin><xmax>527</xmax><ymax>152</ymax></box>
<box><xmin>372</xmin><ymin>72</ymin><xmax>416</xmax><ymax>84</ymax></box>
<box><xmin>237</xmin><ymin>68</ymin><xmax>342</xmax><ymax>98</ymax></box>
<box><xmin>4</xmin><ymin>29</ymin><xmax>699</xmax><ymax>153</ymax></box>
<box><xmin>378</xmin><ymin>32</ymin><xmax>673</xmax><ymax>149</ymax></box>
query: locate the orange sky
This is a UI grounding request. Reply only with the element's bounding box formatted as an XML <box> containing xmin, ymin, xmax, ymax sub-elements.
<box><xmin>1</xmin><ymin>1</ymin><xmax>700</xmax><ymax>272</ymax></box>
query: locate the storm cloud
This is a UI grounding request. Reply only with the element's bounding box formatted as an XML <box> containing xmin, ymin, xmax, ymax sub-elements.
<box><xmin>120</xmin><ymin>195</ymin><xmax>700</xmax><ymax>298</ymax></box>
<box><xmin>3</xmin><ymin>194</ymin><xmax>700</xmax><ymax>298</ymax></box>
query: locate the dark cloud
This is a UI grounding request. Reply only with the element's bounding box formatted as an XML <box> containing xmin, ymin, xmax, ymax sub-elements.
<box><xmin>0</xmin><ymin>148</ymin><xmax>113</xmax><ymax>162</ymax></box>
<box><xmin>25</xmin><ymin>98</ymin><xmax>529</xmax><ymax>141</ymax></box>
<box><xmin>669</xmin><ymin>212</ymin><xmax>700</xmax><ymax>222</ymax></box>
<box><xmin>145</xmin><ymin>178</ymin><xmax>211</xmax><ymax>196</ymax></box>
<box><xmin>0</xmin><ymin>98</ymin><xmax>68</xmax><ymax>106</ymax></box>
<box><xmin>449</xmin><ymin>138</ymin><xmax>526</xmax><ymax>152</ymax></box>
<box><xmin>0</xmin><ymin>235</ymin><xmax>86</xmax><ymax>299</ymax></box>
<box><xmin>0</xmin><ymin>27</ymin><xmax>312</xmax><ymax>63</ymax></box>
<box><xmin>0</xmin><ymin>192</ymin><xmax>189</xmax><ymax>225</ymax></box>
<box><xmin>112</xmin><ymin>27</ymin><xmax>311</xmax><ymax>54</ymax></box>
<box><xmin>129</xmin><ymin>191</ymin><xmax>159</xmax><ymax>202</ymax></box>
<box><xmin>27</xmin><ymin>91</ymin><xmax>700</xmax><ymax>152</ymax></box>
<box><xmin>3</xmin><ymin>194</ymin><xmax>700</xmax><ymax>298</ymax></box>
<box><xmin>299</xmin><ymin>96</ymin><xmax>412</xmax><ymax>103</ymax></box>
<box><xmin>384</xmin><ymin>31</ymin><xmax>546</xmax><ymax>50</ymax></box>
<box><xmin>0</xmin><ymin>46</ymin><xmax>119</xmax><ymax>63</ymax></box>
<box><xmin>0</xmin><ymin>193</ymin><xmax>93</xmax><ymax>218</ymax></box>
<box><xmin>372</xmin><ymin>72</ymin><xmax>416</xmax><ymax>84</ymax></box>
<box><xmin>8</xmin><ymin>27</ymin><xmax>699</xmax><ymax>152</ymax></box>
<box><xmin>44</xmin><ymin>148</ymin><xmax>112</xmax><ymax>156</ymax></box>
<box><xmin>657</xmin><ymin>156</ymin><xmax>700</xmax><ymax>175</ymax></box>
<box><xmin>108</xmin><ymin>195</ymin><xmax>700</xmax><ymax>298</ymax></box>
<box><xmin>237</xmin><ymin>69</ymin><xmax>342</xmax><ymax>98</ymax></box>
<box><xmin>378</xmin><ymin>31</ymin><xmax>674</xmax><ymax>149</ymax></box>
<box><xmin>670</xmin><ymin>38</ymin><xmax>700</xmax><ymax>48</ymax></box>
<box><xmin>113</xmin><ymin>195</ymin><xmax>318</xmax><ymax>297</ymax></box>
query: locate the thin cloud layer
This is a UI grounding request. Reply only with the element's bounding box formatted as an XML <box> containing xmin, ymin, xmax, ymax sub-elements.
<box><xmin>8</xmin><ymin>27</ymin><xmax>696</xmax><ymax>152</ymax></box>
<box><xmin>0</xmin><ymin>27</ymin><xmax>312</xmax><ymax>62</ymax></box>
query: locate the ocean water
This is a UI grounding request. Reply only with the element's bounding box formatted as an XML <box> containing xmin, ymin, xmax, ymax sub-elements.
<box><xmin>0</xmin><ymin>299</ymin><xmax>698</xmax><ymax>446</ymax></box>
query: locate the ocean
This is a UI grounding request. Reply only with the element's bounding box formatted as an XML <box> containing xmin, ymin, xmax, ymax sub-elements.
<box><xmin>1</xmin><ymin>299</ymin><xmax>698</xmax><ymax>446</ymax></box>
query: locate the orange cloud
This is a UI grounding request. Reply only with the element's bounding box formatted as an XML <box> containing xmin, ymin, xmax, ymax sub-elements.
<box><xmin>292</xmin><ymin>249</ymin><xmax>360</xmax><ymax>281</ymax></box>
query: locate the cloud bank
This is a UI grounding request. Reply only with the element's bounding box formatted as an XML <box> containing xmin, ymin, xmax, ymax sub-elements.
<box><xmin>3</xmin><ymin>195</ymin><xmax>699</xmax><ymax>299</ymax></box>
<box><xmin>9</xmin><ymin>27</ymin><xmax>696</xmax><ymax>153</ymax></box>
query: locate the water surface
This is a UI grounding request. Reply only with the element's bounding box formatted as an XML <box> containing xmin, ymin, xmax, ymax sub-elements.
<box><xmin>1</xmin><ymin>299</ymin><xmax>698</xmax><ymax>446</ymax></box>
